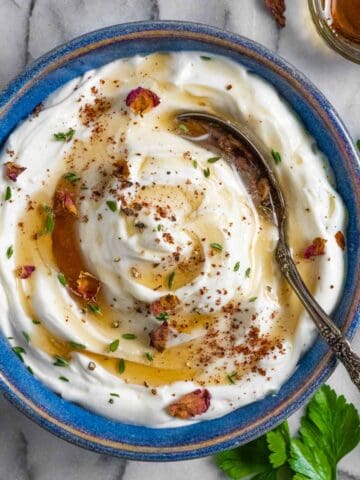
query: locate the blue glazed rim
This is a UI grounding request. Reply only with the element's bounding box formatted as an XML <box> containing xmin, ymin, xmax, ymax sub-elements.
<box><xmin>0</xmin><ymin>21</ymin><xmax>359</xmax><ymax>461</ymax></box>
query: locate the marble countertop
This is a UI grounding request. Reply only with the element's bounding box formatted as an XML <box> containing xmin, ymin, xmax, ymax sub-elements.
<box><xmin>0</xmin><ymin>1</ymin><xmax>359</xmax><ymax>479</ymax></box>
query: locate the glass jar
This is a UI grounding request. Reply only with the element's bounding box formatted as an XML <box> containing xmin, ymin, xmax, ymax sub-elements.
<box><xmin>308</xmin><ymin>0</ymin><xmax>360</xmax><ymax>63</ymax></box>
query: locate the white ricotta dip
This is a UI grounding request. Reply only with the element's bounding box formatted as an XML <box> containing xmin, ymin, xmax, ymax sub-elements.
<box><xmin>0</xmin><ymin>52</ymin><xmax>346</xmax><ymax>426</ymax></box>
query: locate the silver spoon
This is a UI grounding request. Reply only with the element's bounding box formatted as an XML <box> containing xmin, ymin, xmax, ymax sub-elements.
<box><xmin>176</xmin><ymin>111</ymin><xmax>360</xmax><ymax>390</ymax></box>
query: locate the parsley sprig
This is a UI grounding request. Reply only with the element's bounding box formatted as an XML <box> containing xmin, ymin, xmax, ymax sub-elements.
<box><xmin>215</xmin><ymin>385</ymin><xmax>360</xmax><ymax>480</ymax></box>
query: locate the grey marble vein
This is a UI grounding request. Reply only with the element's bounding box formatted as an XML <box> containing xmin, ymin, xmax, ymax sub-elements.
<box><xmin>0</xmin><ymin>1</ymin><xmax>359</xmax><ymax>479</ymax></box>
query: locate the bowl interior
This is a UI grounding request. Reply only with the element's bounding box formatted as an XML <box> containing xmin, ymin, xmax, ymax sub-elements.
<box><xmin>0</xmin><ymin>21</ymin><xmax>359</xmax><ymax>461</ymax></box>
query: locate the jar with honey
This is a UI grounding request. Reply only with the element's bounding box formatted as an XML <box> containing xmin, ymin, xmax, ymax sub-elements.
<box><xmin>309</xmin><ymin>0</ymin><xmax>360</xmax><ymax>63</ymax></box>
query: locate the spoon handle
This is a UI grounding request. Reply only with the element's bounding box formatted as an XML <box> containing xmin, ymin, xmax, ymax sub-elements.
<box><xmin>276</xmin><ymin>242</ymin><xmax>360</xmax><ymax>391</ymax></box>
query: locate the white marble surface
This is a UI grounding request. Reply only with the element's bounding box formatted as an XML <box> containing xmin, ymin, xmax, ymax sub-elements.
<box><xmin>0</xmin><ymin>1</ymin><xmax>359</xmax><ymax>478</ymax></box>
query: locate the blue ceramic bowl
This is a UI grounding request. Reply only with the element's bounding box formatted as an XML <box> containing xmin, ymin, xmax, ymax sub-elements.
<box><xmin>0</xmin><ymin>21</ymin><xmax>359</xmax><ymax>461</ymax></box>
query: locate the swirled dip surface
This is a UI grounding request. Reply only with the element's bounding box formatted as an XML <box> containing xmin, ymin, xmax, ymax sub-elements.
<box><xmin>0</xmin><ymin>52</ymin><xmax>346</xmax><ymax>426</ymax></box>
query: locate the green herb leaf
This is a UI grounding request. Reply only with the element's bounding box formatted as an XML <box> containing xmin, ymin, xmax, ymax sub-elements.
<box><xmin>271</xmin><ymin>150</ymin><xmax>281</xmax><ymax>165</ymax></box>
<box><xmin>146</xmin><ymin>352</ymin><xmax>153</xmax><ymax>361</ymax></box>
<box><xmin>356</xmin><ymin>139</ymin><xmax>360</xmax><ymax>151</ymax></box>
<box><xmin>118</xmin><ymin>358</ymin><xmax>125</xmax><ymax>374</ymax></box>
<box><xmin>210</xmin><ymin>242</ymin><xmax>223</xmax><ymax>252</ymax></box>
<box><xmin>87</xmin><ymin>302</ymin><xmax>101</xmax><ymax>315</ymax></box>
<box><xmin>6</xmin><ymin>245</ymin><xmax>13</xmax><ymax>259</ymax></box>
<box><xmin>53</xmin><ymin>128</ymin><xmax>75</xmax><ymax>142</ymax></box>
<box><xmin>178</xmin><ymin>123</ymin><xmax>189</xmax><ymax>133</ymax></box>
<box><xmin>203</xmin><ymin>167</ymin><xmax>210</xmax><ymax>178</ymax></box>
<box><xmin>53</xmin><ymin>355</ymin><xmax>69</xmax><ymax>367</ymax></box>
<box><xmin>168</xmin><ymin>271</ymin><xmax>175</xmax><ymax>290</ymax></box>
<box><xmin>27</xmin><ymin>366</ymin><xmax>34</xmax><ymax>375</ymax></box>
<box><xmin>227</xmin><ymin>372</ymin><xmax>236</xmax><ymax>384</ymax></box>
<box><xmin>157</xmin><ymin>224</ymin><xmax>162</xmax><ymax>231</ymax></box>
<box><xmin>200</xmin><ymin>56</ymin><xmax>212</xmax><ymax>61</ymax></box>
<box><xmin>12</xmin><ymin>346</ymin><xmax>25</xmax><ymax>362</ymax></box>
<box><xmin>42</xmin><ymin>205</ymin><xmax>55</xmax><ymax>235</ymax></box>
<box><xmin>290</xmin><ymin>385</ymin><xmax>360</xmax><ymax>478</ymax></box>
<box><xmin>32</xmin><ymin>319</ymin><xmax>41</xmax><ymax>325</ymax></box>
<box><xmin>22</xmin><ymin>331</ymin><xmax>30</xmax><ymax>343</ymax></box>
<box><xmin>5</xmin><ymin>186</ymin><xmax>11</xmax><ymax>201</ymax></box>
<box><xmin>290</xmin><ymin>439</ymin><xmax>331</xmax><ymax>480</ymax></box>
<box><xmin>57</xmin><ymin>273</ymin><xmax>68</xmax><ymax>287</ymax></box>
<box><xmin>156</xmin><ymin>311</ymin><xmax>169</xmax><ymax>321</ymax></box>
<box><xmin>267</xmin><ymin>422</ymin><xmax>291</xmax><ymax>468</ymax></box>
<box><xmin>122</xmin><ymin>333</ymin><xmax>137</xmax><ymax>340</ymax></box>
<box><xmin>59</xmin><ymin>376</ymin><xmax>70</xmax><ymax>382</ymax></box>
<box><xmin>193</xmin><ymin>160</ymin><xmax>198</xmax><ymax>168</ymax></box>
<box><xmin>245</xmin><ymin>267</ymin><xmax>251</xmax><ymax>278</ymax></box>
<box><xmin>106</xmin><ymin>200</ymin><xmax>117</xmax><ymax>212</ymax></box>
<box><xmin>68</xmin><ymin>341</ymin><xmax>86</xmax><ymax>350</ymax></box>
<box><xmin>110</xmin><ymin>392</ymin><xmax>120</xmax><ymax>397</ymax></box>
<box><xmin>208</xmin><ymin>156</ymin><xmax>221</xmax><ymax>163</ymax></box>
<box><xmin>64</xmin><ymin>172</ymin><xmax>81</xmax><ymax>184</ymax></box>
<box><xmin>233</xmin><ymin>261</ymin><xmax>240</xmax><ymax>272</ymax></box>
<box><xmin>109</xmin><ymin>339</ymin><xmax>119</xmax><ymax>352</ymax></box>
<box><xmin>249</xmin><ymin>296</ymin><xmax>257</xmax><ymax>302</ymax></box>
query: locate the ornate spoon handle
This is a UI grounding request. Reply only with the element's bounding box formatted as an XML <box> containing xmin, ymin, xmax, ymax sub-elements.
<box><xmin>276</xmin><ymin>242</ymin><xmax>360</xmax><ymax>390</ymax></box>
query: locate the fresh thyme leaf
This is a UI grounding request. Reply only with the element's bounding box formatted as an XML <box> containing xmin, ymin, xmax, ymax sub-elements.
<box><xmin>193</xmin><ymin>160</ymin><xmax>198</xmax><ymax>168</ymax></box>
<box><xmin>12</xmin><ymin>346</ymin><xmax>25</xmax><ymax>362</ymax></box>
<box><xmin>5</xmin><ymin>186</ymin><xmax>11</xmax><ymax>201</ymax></box>
<box><xmin>271</xmin><ymin>150</ymin><xmax>282</xmax><ymax>165</ymax></box>
<box><xmin>146</xmin><ymin>352</ymin><xmax>153</xmax><ymax>361</ymax></box>
<box><xmin>122</xmin><ymin>333</ymin><xmax>136</xmax><ymax>340</ymax></box>
<box><xmin>203</xmin><ymin>167</ymin><xmax>210</xmax><ymax>178</ymax></box>
<box><xmin>249</xmin><ymin>296</ymin><xmax>257</xmax><ymax>302</ymax></box>
<box><xmin>118</xmin><ymin>358</ymin><xmax>125</xmax><ymax>374</ymax></box>
<box><xmin>233</xmin><ymin>261</ymin><xmax>240</xmax><ymax>272</ymax></box>
<box><xmin>245</xmin><ymin>267</ymin><xmax>251</xmax><ymax>278</ymax></box>
<box><xmin>6</xmin><ymin>245</ymin><xmax>13</xmax><ymax>259</ymax></box>
<box><xmin>42</xmin><ymin>205</ymin><xmax>55</xmax><ymax>234</ymax></box>
<box><xmin>57</xmin><ymin>273</ymin><xmax>68</xmax><ymax>287</ymax></box>
<box><xmin>68</xmin><ymin>341</ymin><xmax>86</xmax><ymax>350</ymax></box>
<box><xmin>64</xmin><ymin>172</ymin><xmax>80</xmax><ymax>184</ymax></box>
<box><xmin>168</xmin><ymin>271</ymin><xmax>175</xmax><ymax>289</ymax></box>
<box><xmin>178</xmin><ymin>123</ymin><xmax>189</xmax><ymax>133</ymax></box>
<box><xmin>356</xmin><ymin>139</ymin><xmax>360</xmax><ymax>151</ymax></box>
<box><xmin>157</xmin><ymin>224</ymin><xmax>162</xmax><ymax>231</ymax></box>
<box><xmin>53</xmin><ymin>128</ymin><xmax>75</xmax><ymax>142</ymax></box>
<box><xmin>106</xmin><ymin>200</ymin><xmax>117</xmax><ymax>212</ymax></box>
<box><xmin>22</xmin><ymin>331</ymin><xmax>30</xmax><ymax>343</ymax></box>
<box><xmin>109</xmin><ymin>339</ymin><xmax>119</xmax><ymax>352</ymax></box>
<box><xmin>210</xmin><ymin>242</ymin><xmax>223</xmax><ymax>252</ymax></box>
<box><xmin>110</xmin><ymin>392</ymin><xmax>120</xmax><ymax>397</ymax></box>
<box><xmin>227</xmin><ymin>372</ymin><xmax>236</xmax><ymax>384</ymax></box>
<box><xmin>32</xmin><ymin>319</ymin><xmax>41</xmax><ymax>325</ymax></box>
<box><xmin>156</xmin><ymin>311</ymin><xmax>169</xmax><ymax>321</ymax></box>
<box><xmin>53</xmin><ymin>355</ymin><xmax>69</xmax><ymax>367</ymax></box>
<box><xmin>200</xmin><ymin>55</ymin><xmax>212</xmax><ymax>60</ymax></box>
<box><xmin>87</xmin><ymin>302</ymin><xmax>101</xmax><ymax>314</ymax></box>
<box><xmin>59</xmin><ymin>376</ymin><xmax>69</xmax><ymax>382</ymax></box>
<box><xmin>208</xmin><ymin>156</ymin><xmax>221</xmax><ymax>163</ymax></box>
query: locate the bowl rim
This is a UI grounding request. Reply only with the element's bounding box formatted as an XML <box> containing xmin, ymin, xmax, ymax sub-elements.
<box><xmin>0</xmin><ymin>20</ymin><xmax>359</xmax><ymax>461</ymax></box>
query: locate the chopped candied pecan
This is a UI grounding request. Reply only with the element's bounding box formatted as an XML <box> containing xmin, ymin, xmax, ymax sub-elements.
<box><xmin>71</xmin><ymin>271</ymin><xmax>100</xmax><ymax>301</ymax></box>
<box><xmin>150</xmin><ymin>294</ymin><xmax>180</xmax><ymax>316</ymax></box>
<box><xmin>167</xmin><ymin>389</ymin><xmax>211</xmax><ymax>419</ymax></box>
<box><xmin>149</xmin><ymin>321</ymin><xmax>169</xmax><ymax>352</ymax></box>
<box><xmin>125</xmin><ymin>87</ymin><xmax>160</xmax><ymax>115</ymax></box>
<box><xmin>16</xmin><ymin>265</ymin><xmax>35</xmax><ymax>279</ymax></box>
<box><xmin>4</xmin><ymin>162</ymin><xmax>26</xmax><ymax>182</ymax></box>
<box><xmin>303</xmin><ymin>237</ymin><xmax>327</xmax><ymax>259</ymax></box>
<box><xmin>113</xmin><ymin>159</ymin><xmax>130</xmax><ymax>179</ymax></box>
<box><xmin>54</xmin><ymin>190</ymin><xmax>78</xmax><ymax>217</ymax></box>
<box><xmin>264</xmin><ymin>0</ymin><xmax>286</xmax><ymax>27</ymax></box>
<box><xmin>335</xmin><ymin>231</ymin><xmax>346</xmax><ymax>251</ymax></box>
